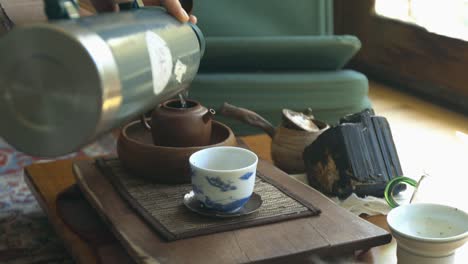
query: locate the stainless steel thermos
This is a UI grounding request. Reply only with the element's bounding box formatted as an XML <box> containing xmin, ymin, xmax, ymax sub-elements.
<box><xmin>0</xmin><ymin>7</ymin><xmax>205</xmax><ymax>157</ymax></box>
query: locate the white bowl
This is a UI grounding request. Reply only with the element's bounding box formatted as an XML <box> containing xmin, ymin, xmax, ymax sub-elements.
<box><xmin>387</xmin><ymin>203</ymin><xmax>468</xmax><ymax>264</ymax></box>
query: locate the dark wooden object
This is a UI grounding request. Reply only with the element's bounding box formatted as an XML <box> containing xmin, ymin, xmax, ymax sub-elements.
<box><xmin>56</xmin><ymin>185</ymin><xmax>135</xmax><ymax>264</ymax></box>
<box><xmin>334</xmin><ymin>0</ymin><xmax>468</xmax><ymax>112</ymax></box>
<box><xmin>72</xmin><ymin>157</ymin><xmax>391</xmax><ymax>263</ymax></box>
<box><xmin>24</xmin><ymin>159</ymin><xmax>102</xmax><ymax>264</ymax></box>
<box><xmin>304</xmin><ymin>109</ymin><xmax>404</xmax><ymax>199</ymax></box>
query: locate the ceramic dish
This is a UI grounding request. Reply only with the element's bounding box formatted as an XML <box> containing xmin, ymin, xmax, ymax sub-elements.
<box><xmin>183</xmin><ymin>191</ymin><xmax>262</xmax><ymax>218</ymax></box>
<box><xmin>387</xmin><ymin>203</ymin><xmax>468</xmax><ymax>264</ymax></box>
<box><xmin>117</xmin><ymin>120</ymin><xmax>236</xmax><ymax>184</ymax></box>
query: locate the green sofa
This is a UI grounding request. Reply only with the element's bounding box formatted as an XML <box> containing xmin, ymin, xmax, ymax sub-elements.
<box><xmin>189</xmin><ymin>0</ymin><xmax>371</xmax><ymax>135</ymax></box>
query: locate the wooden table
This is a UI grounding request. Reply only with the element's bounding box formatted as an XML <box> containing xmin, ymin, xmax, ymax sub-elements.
<box><xmin>20</xmin><ymin>79</ymin><xmax>468</xmax><ymax>263</ymax></box>
<box><xmin>25</xmin><ymin>134</ymin><xmax>393</xmax><ymax>263</ymax></box>
<box><xmin>242</xmin><ymin>135</ymin><xmax>397</xmax><ymax>263</ymax></box>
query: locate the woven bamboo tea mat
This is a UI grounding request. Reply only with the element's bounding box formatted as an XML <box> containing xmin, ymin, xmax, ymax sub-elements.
<box><xmin>96</xmin><ymin>158</ymin><xmax>321</xmax><ymax>241</ymax></box>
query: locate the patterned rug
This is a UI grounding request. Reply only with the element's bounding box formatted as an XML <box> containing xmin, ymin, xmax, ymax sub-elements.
<box><xmin>0</xmin><ymin>134</ymin><xmax>117</xmax><ymax>264</ymax></box>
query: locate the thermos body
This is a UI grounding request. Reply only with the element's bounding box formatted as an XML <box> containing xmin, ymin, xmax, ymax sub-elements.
<box><xmin>0</xmin><ymin>7</ymin><xmax>204</xmax><ymax>156</ymax></box>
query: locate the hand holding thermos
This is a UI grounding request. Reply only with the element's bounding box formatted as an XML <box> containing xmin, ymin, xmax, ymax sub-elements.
<box><xmin>90</xmin><ymin>0</ymin><xmax>197</xmax><ymax>23</ymax></box>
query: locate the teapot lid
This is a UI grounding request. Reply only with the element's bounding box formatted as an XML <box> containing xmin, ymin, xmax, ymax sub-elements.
<box><xmin>282</xmin><ymin>109</ymin><xmax>319</xmax><ymax>132</ymax></box>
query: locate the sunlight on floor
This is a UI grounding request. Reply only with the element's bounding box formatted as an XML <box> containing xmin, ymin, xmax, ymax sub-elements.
<box><xmin>456</xmin><ymin>131</ymin><xmax>468</xmax><ymax>145</ymax></box>
<box><xmin>375</xmin><ymin>0</ymin><xmax>468</xmax><ymax>41</ymax></box>
<box><xmin>369</xmin><ymin>81</ymin><xmax>468</xmax><ymax>212</ymax></box>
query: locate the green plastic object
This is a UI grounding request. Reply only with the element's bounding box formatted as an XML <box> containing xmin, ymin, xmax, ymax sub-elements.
<box><xmin>384</xmin><ymin>177</ymin><xmax>418</xmax><ymax>208</ymax></box>
<box><xmin>199</xmin><ymin>35</ymin><xmax>361</xmax><ymax>72</ymax></box>
<box><xmin>193</xmin><ymin>0</ymin><xmax>333</xmax><ymax>37</ymax></box>
<box><xmin>189</xmin><ymin>70</ymin><xmax>371</xmax><ymax>135</ymax></box>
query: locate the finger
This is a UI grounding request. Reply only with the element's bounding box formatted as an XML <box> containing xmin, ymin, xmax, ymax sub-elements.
<box><xmin>162</xmin><ymin>0</ymin><xmax>189</xmax><ymax>22</ymax></box>
<box><xmin>189</xmin><ymin>14</ymin><xmax>197</xmax><ymax>24</ymax></box>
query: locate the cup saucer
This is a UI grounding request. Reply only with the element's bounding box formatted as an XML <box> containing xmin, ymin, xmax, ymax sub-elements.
<box><xmin>183</xmin><ymin>191</ymin><xmax>263</xmax><ymax>218</ymax></box>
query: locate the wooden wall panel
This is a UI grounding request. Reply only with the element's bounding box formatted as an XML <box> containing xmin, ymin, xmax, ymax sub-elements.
<box><xmin>334</xmin><ymin>0</ymin><xmax>468</xmax><ymax>112</ymax></box>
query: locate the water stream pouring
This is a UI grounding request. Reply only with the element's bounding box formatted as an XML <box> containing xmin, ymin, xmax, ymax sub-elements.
<box><xmin>0</xmin><ymin>0</ymin><xmax>204</xmax><ymax>157</ymax></box>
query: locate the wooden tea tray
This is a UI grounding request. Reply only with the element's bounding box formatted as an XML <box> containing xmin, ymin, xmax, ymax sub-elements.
<box><xmin>24</xmin><ymin>137</ymin><xmax>391</xmax><ymax>264</ymax></box>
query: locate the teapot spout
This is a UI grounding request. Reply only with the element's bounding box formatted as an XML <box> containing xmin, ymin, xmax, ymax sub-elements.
<box><xmin>219</xmin><ymin>102</ymin><xmax>276</xmax><ymax>138</ymax></box>
<box><xmin>203</xmin><ymin>108</ymin><xmax>216</xmax><ymax>123</ymax></box>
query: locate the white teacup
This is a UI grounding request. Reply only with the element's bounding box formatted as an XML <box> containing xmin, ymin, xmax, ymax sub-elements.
<box><xmin>387</xmin><ymin>203</ymin><xmax>468</xmax><ymax>264</ymax></box>
<box><xmin>189</xmin><ymin>146</ymin><xmax>258</xmax><ymax>213</ymax></box>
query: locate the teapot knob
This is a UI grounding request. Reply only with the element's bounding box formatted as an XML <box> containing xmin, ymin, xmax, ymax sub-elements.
<box><xmin>140</xmin><ymin>114</ymin><xmax>152</xmax><ymax>131</ymax></box>
<box><xmin>203</xmin><ymin>108</ymin><xmax>216</xmax><ymax>123</ymax></box>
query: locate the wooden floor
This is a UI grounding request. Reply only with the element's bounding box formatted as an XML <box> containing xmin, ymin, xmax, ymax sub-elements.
<box><xmin>368</xmin><ymin>80</ymin><xmax>468</xmax><ymax>212</ymax></box>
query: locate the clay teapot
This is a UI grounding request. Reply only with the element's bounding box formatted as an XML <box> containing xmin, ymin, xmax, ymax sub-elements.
<box><xmin>141</xmin><ymin>99</ymin><xmax>216</xmax><ymax>147</ymax></box>
<box><xmin>220</xmin><ymin>103</ymin><xmax>329</xmax><ymax>174</ymax></box>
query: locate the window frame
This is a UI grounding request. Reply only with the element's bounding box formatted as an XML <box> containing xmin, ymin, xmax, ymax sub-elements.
<box><xmin>334</xmin><ymin>0</ymin><xmax>468</xmax><ymax>112</ymax></box>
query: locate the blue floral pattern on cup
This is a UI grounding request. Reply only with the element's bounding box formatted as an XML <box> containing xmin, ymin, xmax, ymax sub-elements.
<box><xmin>189</xmin><ymin>146</ymin><xmax>258</xmax><ymax>213</ymax></box>
<box><xmin>192</xmin><ymin>184</ymin><xmax>204</xmax><ymax>195</ymax></box>
<box><xmin>205</xmin><ymin>176</ymin><xmax>237</xmax><ymax>192</ymax></box>
<box><xmin>202</xmin><ymin>195</ymin><xmax>251</xmax><ymax>212</ymax></box>
<box><xmin>239</xmin><ymin>172</ymin><xmax>254</xmax><ymax>180</ymax></box>
<box><xmin>191</xmin><ymin>171</ymin><xmax>256</xmax><ymax>212</ymax></box>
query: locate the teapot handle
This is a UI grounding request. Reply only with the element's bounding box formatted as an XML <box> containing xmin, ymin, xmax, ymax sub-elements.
<box><xmin>219</xmin><ymin>102</ymin><xmax>276</xmax><ymax>138</ymax></box>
